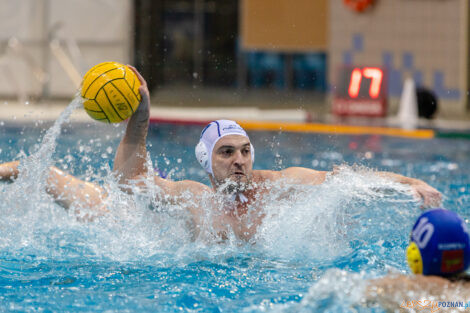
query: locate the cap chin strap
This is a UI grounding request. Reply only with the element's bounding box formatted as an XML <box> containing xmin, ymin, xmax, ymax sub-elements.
<box><xmin>230</xmin><ymin>192</ymin><xmax>249</xmax><ymax>203</ymax></box>
<box><xmin>195</xmin><ymin>140</ymin><xmax>255</xmax><ymax>175</ymax></box>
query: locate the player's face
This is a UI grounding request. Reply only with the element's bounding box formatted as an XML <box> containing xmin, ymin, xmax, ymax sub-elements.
<box><xmin>211</xmin><ymin>135</ymin><xmax>253</xmax><ymax>190</ymax></box>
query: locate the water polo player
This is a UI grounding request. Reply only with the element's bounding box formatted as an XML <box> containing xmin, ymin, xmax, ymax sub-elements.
<box><xmin>407</xmin><ymin>208</ymin><xmax>470</xmax><ymax>278</ymax></box>
<box><xmin>368</xmin><ymin>209</ymin><xmax>470</xmax><ymax>305</ymax></box>
<box><xmin>0</xmin><ymin>67</ymin><xmax>443</xmax><ymax>240</ymax></box>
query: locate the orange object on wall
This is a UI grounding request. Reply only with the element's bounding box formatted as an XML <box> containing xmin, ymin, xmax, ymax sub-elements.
<box><xmin>343</xmin><ymin>0</ymin><xmax>375</xmax><ymax>13</ymax></box>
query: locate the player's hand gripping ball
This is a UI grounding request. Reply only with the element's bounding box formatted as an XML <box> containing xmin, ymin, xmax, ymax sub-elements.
<box><xmin>81</xmin><ymin>62</ymin><xmax>141</xmax><ymax>123</ymax></box>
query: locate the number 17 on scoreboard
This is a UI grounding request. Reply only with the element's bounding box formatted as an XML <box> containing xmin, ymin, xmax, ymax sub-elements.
<box><xmin>332</xmin><ymin>66</ymin><xmax>388</xmax><ymax>117</ymax></box>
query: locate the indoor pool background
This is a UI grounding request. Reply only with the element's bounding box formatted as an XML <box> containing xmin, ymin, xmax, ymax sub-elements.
<box><xmin>0</xmin><ymin>105</ymin><xmax>469</xmax><ymax>312</ymax></box>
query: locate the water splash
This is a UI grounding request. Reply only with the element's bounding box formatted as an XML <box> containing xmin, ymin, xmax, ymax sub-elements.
<box><xmin>1</xmin><ymin>145</ymin><xmax>421</xmax><ymax>265</ymax></box>
<box><xmin>254</xmin><ymin>165</ymin><xmax>417</xmax><ymax>263</ymax></box>
<box><xmin>8</xmin><ymin>96</ymin><xmax>81</xmax><ymax>196</ymax></box>
<box><xmin>0</xmin><ymin>97</ymin><xmax>82</xmax><ymax>252</ymax></box>
<box><xmin>0</xmin><ymin>105</ymin><xmax>421</xmax><ymax>266</ymax></box>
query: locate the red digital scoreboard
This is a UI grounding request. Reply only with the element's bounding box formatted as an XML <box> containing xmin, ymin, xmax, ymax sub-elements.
<box><xmin>332</xmin><ymin>66</ymin><xmax>388</xmax><ymax>117</ymax></box>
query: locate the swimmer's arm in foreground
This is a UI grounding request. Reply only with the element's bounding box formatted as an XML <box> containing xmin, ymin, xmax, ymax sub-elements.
<box><xmin>365</xmin><ymin>274</ymin><xmax>469</xmax><ymax>308</ymax></box>
<box><xmin>0</xmin><ymin>160</ymin><xmax>107</xmax><ymax>217</ymax></box>
<box><xmin>0</xmin><ymin>161</ymin><xmax>18</xmax><ymax>182</ymax></box>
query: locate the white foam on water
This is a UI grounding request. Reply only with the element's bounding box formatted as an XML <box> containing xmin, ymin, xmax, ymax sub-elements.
<box><xmin>254</xmin><ymin>165</ymin><xmax>415</xmax><ymax>262</ymax></box>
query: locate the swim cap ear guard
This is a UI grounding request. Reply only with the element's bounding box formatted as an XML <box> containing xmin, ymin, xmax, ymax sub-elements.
<box><xmin>406</xmin><ymin>242</ymin><xmax>423</xmax><ymax>274</ymax></box>
<box><xmin>406</xmin><ymin>208</ymin><xmax>470</xmax><ymax>276</ymax></box>
<box><xmin>195</xmin><ymin>141</ymin><xmax>210</xmax><ymax>172</ymax></box>
<box><xmin>195</xmin><ymin>120</ymin><xmax>255</xmax><ymax>175</ymax></box>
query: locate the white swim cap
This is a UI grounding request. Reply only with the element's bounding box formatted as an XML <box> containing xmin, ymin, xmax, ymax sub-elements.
<box><xmin>195</xmin><ymin>120</ymin><xmax>254</xmax><ymax>174</ymax></box>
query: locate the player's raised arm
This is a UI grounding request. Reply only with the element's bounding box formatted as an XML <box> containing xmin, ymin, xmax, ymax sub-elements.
<box><xmin>113</xmin><ymin>66</ymin><xmax>150</xmax><ymax>185</ymax></box>
<box><xmin>111</xmin><ymin>67</ymin><xmax>209</xmax><ymax>200</ymax></box>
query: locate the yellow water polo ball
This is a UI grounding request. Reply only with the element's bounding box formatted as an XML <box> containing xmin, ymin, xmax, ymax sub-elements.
<box><xmin>81</xmin><ymin>62</ymin><xmax>141</xmax><ymax>123</ymax></box>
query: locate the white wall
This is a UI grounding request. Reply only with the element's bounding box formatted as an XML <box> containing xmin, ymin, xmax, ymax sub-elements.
<box><xmin>0</xmin><ymin>0</ymin><xmax>133</xmax><ymax>99</ymax></box>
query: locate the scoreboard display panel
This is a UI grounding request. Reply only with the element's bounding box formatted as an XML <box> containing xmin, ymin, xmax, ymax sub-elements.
<box><xmin>332</xmin><ymin>66</ymin><xmax>388</xmax><ymax>117</ymax></box>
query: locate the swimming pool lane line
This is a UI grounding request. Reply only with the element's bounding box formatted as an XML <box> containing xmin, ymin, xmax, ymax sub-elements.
<box><xmin>149</xmin><ymin>117</ymin><xmax>436</xmax><ymax>139</ymax></box>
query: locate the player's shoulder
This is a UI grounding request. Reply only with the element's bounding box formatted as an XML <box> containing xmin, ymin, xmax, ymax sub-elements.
<box><xmin>174</xmin><ymin>179</ymin><xmax>212</xmax><ymax>195</ymax></box>
<box><xmin>255</xmin><ymin>167</ymin><xmax>324</xmax><ymax>177</ymax></box>
<box><xmin>254</xmin><ymin>167</ymin><xmax>327</xmax><ymax>185</ymax></box>
<box><xmin>252</xmin><ymin>169</ymin><xmax>282</xmax><ymax>182</ymax></box>
<box><xmin>152</xmin><ymin>175</ymin><xmax>211</xmax><ymax>195</ymax></box>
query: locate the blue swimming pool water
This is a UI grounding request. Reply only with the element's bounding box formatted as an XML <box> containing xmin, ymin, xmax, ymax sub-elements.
<box><xmin>0</xmin><ymin>111</ymin><xmax>469</xmax><ymax>312</ymax></box>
